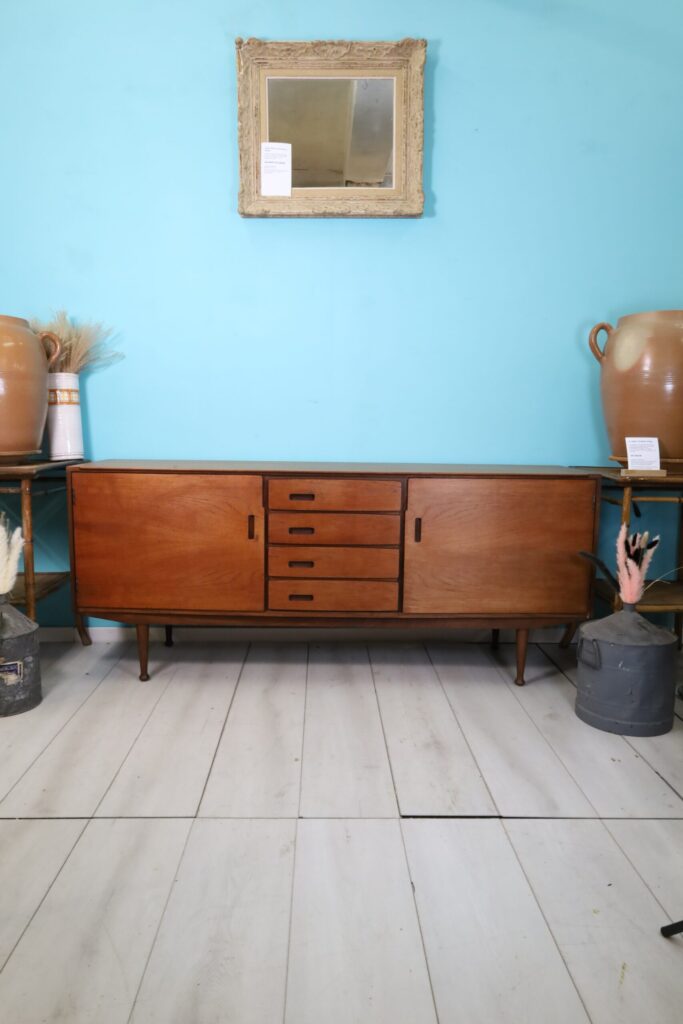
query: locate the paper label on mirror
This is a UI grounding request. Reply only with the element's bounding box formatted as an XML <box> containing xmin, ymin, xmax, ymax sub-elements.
<box><xmin>626</xmin><ymin>437</ymin><xmax>660</xmax><ymax>471</ymax></box>
<box><xmin>261</xmin><ymin>142</ymin><xmax>292</xmax><ymax>196</ymax></box>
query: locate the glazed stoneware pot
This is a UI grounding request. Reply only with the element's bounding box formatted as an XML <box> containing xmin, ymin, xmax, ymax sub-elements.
<box><xmin>0</xmin><ymin>316</ymin><xmax>61</xmax><ymax>460</ymax></box>
<box><xmin>589</xmin><ymin>310</ymin><xmax>683</xmax><ymax>460</ymax></box>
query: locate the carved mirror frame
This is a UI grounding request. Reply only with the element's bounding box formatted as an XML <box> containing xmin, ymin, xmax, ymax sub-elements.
<box><xmin>236</xmin><ymin>38</ymin><xmax>426</xmax><ymax>217</ymax></box>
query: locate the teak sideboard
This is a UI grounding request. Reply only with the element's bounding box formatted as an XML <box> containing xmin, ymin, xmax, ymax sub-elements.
<box><xmin>67</xmin><ymin>462</ymin><xmax>600</xmax><ymax>683</ymax></box>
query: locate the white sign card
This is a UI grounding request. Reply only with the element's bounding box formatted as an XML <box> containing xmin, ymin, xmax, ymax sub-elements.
<box><xmin>260</xmin><ymin>142</ymin><xmax>292</xmax><ymax>197</ymax></box>
<box><xmin>625</xmin><ymin>437</ymin><xmax>661</xmax><ymax>471</ymax></box>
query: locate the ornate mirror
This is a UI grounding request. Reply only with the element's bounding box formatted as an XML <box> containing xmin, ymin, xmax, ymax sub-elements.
<box><xmin>236</xmin><ymin>38</ymin><xmax>426</xmax><ymax>217</ymax></box>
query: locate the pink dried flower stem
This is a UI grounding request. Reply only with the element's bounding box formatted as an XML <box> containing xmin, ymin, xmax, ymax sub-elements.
<box><xmin>615</xmin><ymin>523</ymin><xmax>660</xmax><ymax>606</ymax></box>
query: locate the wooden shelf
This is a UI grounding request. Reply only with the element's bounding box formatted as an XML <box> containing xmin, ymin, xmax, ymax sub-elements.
<box><xmin>9</xmin><ymin>572</ymin><xmax>70</xmax><ymax>606</ymax></box>
<box><xmin>595</xmin><ymin>578</ymin><xmax>683</xmax><ymax>612</ymax></box>
<box><xmin>579</xmin><ymin>466</ymin><xmax>683</xmax><ymax>487</ymax></box>
<box><xmin>0</xmin><ymin>460</ymin><xmax>83</xmax><ymax>481</ymax></box>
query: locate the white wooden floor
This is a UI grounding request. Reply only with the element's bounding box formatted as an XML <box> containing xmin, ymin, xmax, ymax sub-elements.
<box><xmin>0</xmin><ymin>639</ymin><xmax>681</xmax><ymax>1023</ymax></box>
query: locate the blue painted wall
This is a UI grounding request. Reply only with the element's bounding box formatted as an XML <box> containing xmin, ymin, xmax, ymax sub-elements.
<box><xmin>1</xmin><ymin>1</ymin><xmax>682</xmax><ymax>623</ymax></box>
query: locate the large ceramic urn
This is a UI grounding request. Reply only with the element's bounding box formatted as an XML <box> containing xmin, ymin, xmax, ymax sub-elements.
<box><xmin>589</xmin><ymin>310</ymin><xmax>683</xmax><ymax>460</ymax></box>
<box><xmin>0</xmin><ymin>316</ymin><xmax>61</xmax><ymax>460</ymax></box>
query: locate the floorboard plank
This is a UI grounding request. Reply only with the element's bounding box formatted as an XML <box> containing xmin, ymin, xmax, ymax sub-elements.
<box><xmin>370</xmin><ymin>643</ymin><xmax>496</xmax><ymax>815</ymax></box>
<box><xmin>625</xmin><ymin>719</ymin><xmax>683</xmax><ymax>799</ymax></box>
<box><xmin>0</xmin><ymin>818</ymin><xmax>190</xmax><ymax>1024</ymax></box>
<box><xmin>0</xmin><ymin>649</ymin><xmax>174</xmax><ymax>818</ymax></box>
<box><xmin>131</xmin><ymin>819</ymin><xmax>295</xmax><ymax>1023</ymax></box>
<box><xmin>500</xmin><ymin>646</ymin><xmax>683</xmax><ymax>817</ymax></box>
<box><xmin>429</xmin><ymin>644</ymin><xmax>595</xmax><ymax>816</ymax></box>
<box><xmin>0</xmin><ymin>819</ymin><xmax>86</xmax><ymax>969</ymax></box>
<box><xmin>199</xmin><ymin>644</ymin><xmax>306</xmax><ymax>817</ymax></box>
<box><xmin>0</xmin><ymin>642</ymin><xmax>124</xmax><ymax>802</ymax></box>
<box><xmin>403</xmin><ymin>819</ymin><xmax>590</xmax><ymax>1024</ymax></box>
<box><xmin>285</xmin><ymin>819</ymin><xmax>436</xmax><ymax>1024</ymax></box>
<box><xmin>96</xmin><ymin>645</ymin><xmax>246</xmax><ymax>817</ymax></box>
<box><xmin>506</xmin><ymin>819</ymin><xmax>683</xmax><ymax>1024</ymax></box>
<box><xmin>299</xmin><ymin>644</ymin><xmax>397</xmax><ymax>817</ymax></box>
<box><xmin>537</xmin><ymin>642</ymin><xmax>579</xmax><ymax>684</ymax></box>
<box><xmin>605</xmin><ymin>820</ymin><xmax>683</xmax><ymax>920</ymax></box>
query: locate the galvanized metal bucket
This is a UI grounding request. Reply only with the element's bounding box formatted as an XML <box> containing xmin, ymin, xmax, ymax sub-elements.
<box><xmin>576</xmin><ymin>606</ymin><xmax>677</xmax><ymax>737</ymax></box>
<box><xmin>0</xmin><ymin>598</ymin><xmax>41</xmax><ymax>716</ymax></box>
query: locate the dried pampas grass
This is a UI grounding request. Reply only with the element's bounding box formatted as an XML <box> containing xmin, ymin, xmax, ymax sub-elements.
<box><xmin>0</xmin><ymin>514</ymin><xmax>23</xmax><ymax>596</ymax></box>
<box><xmin>30</xmin><ymin>310</ymin><xmax>120</xmax><ymax>374</ymax></box>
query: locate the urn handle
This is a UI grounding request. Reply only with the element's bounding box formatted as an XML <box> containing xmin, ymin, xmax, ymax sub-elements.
<box><xmin>588</xmin><ymin>322</ymin><xmax>613</xmax><ymax>363</ymax></box>
<box><xmin>39</xmin><ymin>330</ymin><xmax>62</xmax><ymax>370</ymax></box>
<box><xmin>40</xmin><ymin>331</ymin><xmax>62</xmax><ymax>369</ymax></box>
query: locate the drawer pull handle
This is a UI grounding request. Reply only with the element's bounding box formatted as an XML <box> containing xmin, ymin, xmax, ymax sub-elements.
<box><xmin>289</xmin><ymin>526</ymin><xmax>315</xmax><ymax>535</ymax></box>
<box><xmin>248</xmin><ymin>514</ymin><xmax>255</xmax><ymax>539</ymax></box>
<box><xmin>414</xmin><ymin>517</ymin><xmax>422</xmax><ymax>542</ymax></box>
<box><xmin>290</xmin><ymin>492</ymin><xmax>315</xmax><ymax>501</ymax></box>
<box><xmin>289</xmin><ymin>593</ymin><xmax>314</xmax><ymax>601</ymax></box>
<box><xmin>289</xmin><ymin>560</ymin><xmax>314</xmax><ymax>568</ymax></box>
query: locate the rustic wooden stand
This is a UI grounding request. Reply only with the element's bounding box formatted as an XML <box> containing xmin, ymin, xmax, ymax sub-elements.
<box><xmin>0</xmin><ymin>460</ymin><xmax>87</xmax><ymax>638</ymax></box>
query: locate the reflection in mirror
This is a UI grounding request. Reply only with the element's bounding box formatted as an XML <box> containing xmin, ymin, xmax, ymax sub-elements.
<box><xmin>267</xmin><ymin>78</ymin><xmax>394</xmax><ymax>189</ymax></box>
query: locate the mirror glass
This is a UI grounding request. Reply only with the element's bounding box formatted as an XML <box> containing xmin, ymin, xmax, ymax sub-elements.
<box><xmin>266</xmin><ymin>77</ymin><xmax>395</xmax><ymax>189</ymax></box>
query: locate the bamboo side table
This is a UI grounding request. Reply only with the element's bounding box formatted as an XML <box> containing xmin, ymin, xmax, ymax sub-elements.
<box><xmin>0</xmin><ymin>460</ymin><xmax>88</xmax><ymax>639</ymax></box>
<box><xmin>593</xmin><ymin>467</ymin><xmax>683</xmax><ymax>649</ymax></box>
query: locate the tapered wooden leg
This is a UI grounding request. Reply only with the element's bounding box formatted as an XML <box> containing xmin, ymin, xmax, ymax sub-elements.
<box><xmin>515</xmin><ymin>628</ymin><xmax>529</xmax><ymax>686</ymax></box>
<box><xmin>75</xmin><ymin>613</ymin><xmax>92</xmax><ymax>646</ymax></box>
<box><xmin>491</xmin><ymin>628</ymin><xmax>500</xmax><ymax>649</ymax></box>
<box><xmin>136</xmin><ymin>623</ymin><xmax>150</xmax><ymax>681</ymax></box>
<box><xmin>164</xmin><ymin>625</ymin><xmax>174</xmax><ymax>647</ymax></box>
<box><xmin>20</xmin><ymin>480</ymin><xmax>36</xmax><ymax>622</ymax></box>
<box><xmin>560</xmin><ymin>622</ymin><xmax>578</xmax><ymax>648</ymax></box>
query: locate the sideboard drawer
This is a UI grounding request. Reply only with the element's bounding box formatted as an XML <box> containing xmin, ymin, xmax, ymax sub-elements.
<box><xmin>268</xmin><ymin>477</ymin><xmax>402</xmax><ymax>512</ymax></box>
<box><xmin>268</xmin><ymin>579</ymin><xmax>399</xmax><ymax>612</ymax></box>
<box><xmin>268</xmin><ymin>512</ymin><xmax>401</xmax><ymax>546</ymax></box>
<box><xmin>268</xmin><ymin>546</ymin><xmax>400</xmax><ymax>579</ymax></box>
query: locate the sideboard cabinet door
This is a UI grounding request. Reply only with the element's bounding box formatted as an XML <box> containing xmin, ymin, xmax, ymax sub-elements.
<box><xmin>403</xmin><ymin>477</ymin><xmax>596</xmax><ymax>615</ymax></box>
<box><xmin>72</xmin><ymin>472</ymin><xmax>264</xmax><ymax>612</ymax></box>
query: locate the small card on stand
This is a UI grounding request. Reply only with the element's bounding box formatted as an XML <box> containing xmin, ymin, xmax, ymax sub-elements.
<box><xmin>622</xmin><ymin>437</ymin><xmax>666</xmax><ymax>477</ymax></box>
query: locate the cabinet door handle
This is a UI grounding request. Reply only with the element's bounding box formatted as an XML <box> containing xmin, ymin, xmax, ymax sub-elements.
<box><xmin>289</xmin><ymin>560</ymin><xmax>314</xmax><ymax>568</ymax></box>
<box><xmin>289</xmin><ymin>492</ymin><xmax>315</xmax><ymax>501</ymax></box>
<box><xmin>248</xmin><ymin>514</ymin><xmax>255</xmax><ymax>539</ymax></box>
<box><xmin>289</xmin><ymin>593</ymin><xmax>314</xmax><ymax>601</ymax></box>
<box><xmin>289</xmin><ymin>526</ymin><xmax>315</xmax><ymax>535</ymax></box>
<box><xmin>414</xmin><ymin>517</ymin><xmax>422</xmax><ymax>542</ymax></box>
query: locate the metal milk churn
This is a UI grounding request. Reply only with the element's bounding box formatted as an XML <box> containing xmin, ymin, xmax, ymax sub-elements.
<box><xmin>0</xmin><ymin>597</ymin><xmax>41</xmax><ymax>716</ymax></box>
<box><xmin>576</xmin><ymin>605</ymin><xmax>677</xmax><ymax>737</ymax></box>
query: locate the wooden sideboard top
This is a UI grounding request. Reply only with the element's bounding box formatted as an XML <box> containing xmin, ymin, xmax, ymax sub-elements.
<box><xmin>72</xmin><ymin>460</ymin><xmax>601</xmax><ymax>478</ymax></box>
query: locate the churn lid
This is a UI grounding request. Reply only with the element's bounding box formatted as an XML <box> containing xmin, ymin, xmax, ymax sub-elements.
<box><xmin>580</xmin><ymin>609</ymin><xmax>676</xmax><ymax>647</ymax></box>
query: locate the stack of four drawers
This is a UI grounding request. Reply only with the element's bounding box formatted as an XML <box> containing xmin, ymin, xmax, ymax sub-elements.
<box><xmin>266</xmin><ymin>477</ymin><xmax>402</xmax><ymax>612</ymax></box>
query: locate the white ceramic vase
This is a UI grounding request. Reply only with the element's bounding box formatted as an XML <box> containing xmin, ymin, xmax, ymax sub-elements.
<box><xmin>47</xmin><ymin>372</ymin><xmax>84</xmax><ymax>460</ymax></box>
